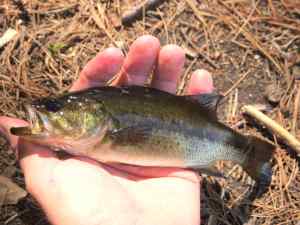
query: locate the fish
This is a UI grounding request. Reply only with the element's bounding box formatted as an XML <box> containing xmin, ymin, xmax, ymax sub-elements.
<box><xmin>11</xmin><ymin>85</ymin><xmax>275</xmax><ymax>188</ymax></box>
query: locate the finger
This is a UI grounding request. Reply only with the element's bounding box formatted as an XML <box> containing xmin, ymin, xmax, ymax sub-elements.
<box><xmin>115</xmin><ymin>35</ymin><xmax>160</xmax><ymax>86</ymax></box>
<box><xmin>152</xmin><ymin>45</ymin><xmax>185</xmax><ymax>93</ymax></box>
<box><xmin>70</xmin><ymin>47</ymin><xmax>124</xmax><ymax>91</ymax></box>
<box><xmin>0</xmin><ymin>116</ymin><xmax>28</xmax><ymax>149</ymax></box>
<box><xmin>186</xmin><ymin>69</ymin><xmax>214</xmax><ymax>95</ymax></box>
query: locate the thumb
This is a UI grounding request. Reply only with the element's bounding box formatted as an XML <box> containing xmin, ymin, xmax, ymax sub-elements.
<box><xmin>0</xmin><ymin>116</ymin><xmax>29</xmax><ymax>150</ymax></box>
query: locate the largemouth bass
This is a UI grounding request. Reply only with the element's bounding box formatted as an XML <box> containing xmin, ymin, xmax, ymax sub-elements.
<box><xmin>11</xmin><ymin>86</ymin><xmax>274</xmax><ymax>186</ymax></box>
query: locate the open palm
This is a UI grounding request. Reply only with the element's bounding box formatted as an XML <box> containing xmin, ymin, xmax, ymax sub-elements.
<box><xmin>0</xmin><ymin>35</ymin><xmax>214</xmax><ymax>225</ymax></box>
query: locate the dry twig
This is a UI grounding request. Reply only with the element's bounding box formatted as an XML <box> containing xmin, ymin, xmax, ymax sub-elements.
<box><xmin>122</xmin><ymin>0</ymin><xmax>167</xmax><ymax>26</ymax></box>
<box><xmin>292</xmin><ymin>82</ymin><xmax>300</xmax><ymax>135</ymax></box>
<box><xmin>242</xmin><ymin>105</ymin><xmax>300</xmax><ymax>154</ymax></box>
<box><xmin>0</xmin><ymin>28</ymin><xmax>17</xmax><ymax>49</ymax></box>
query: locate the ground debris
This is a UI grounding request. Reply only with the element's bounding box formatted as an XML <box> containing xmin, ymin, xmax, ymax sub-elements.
<box><xmin>264</xmin><ymin>83</ymin><xmax>284</xmax><ymax>105</ymax></box>
<box><xmin>0</xmin><ymin>175</ymin><xmax>27</xmax><ymax>206</ymax></box>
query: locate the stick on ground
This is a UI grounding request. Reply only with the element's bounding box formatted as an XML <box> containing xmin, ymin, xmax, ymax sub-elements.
<box><xmin>0</xmin><ymin>28</ymin><xmax>17</xmax><ymax>49</ymax></box>
<box><xmin>242</xmin><ymin>105</ymin><xmax>300</xmax><ymax>154</ymax></box>
<box><xmin>122</xmin><ymin>0</ymin><xmax>167</xmax><ymax>26</ymax></box>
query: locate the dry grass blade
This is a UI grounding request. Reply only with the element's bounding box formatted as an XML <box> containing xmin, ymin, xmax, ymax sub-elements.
<box><xmin>267</xmin><ymin>20</ymin><xmax>300</xmax><ymax>33</ymax></box>
<box><xmin>220</xmin><ymin>15</ymin><xmax>285</xmax><ymax>76</ymax></box>
<box><xmin>177</xmin><ymin>57</ymin><xmax>197</xmax><ymax>95</ymax></box>
<box><xmin>222</xmin><ymin>70</ymin><xmax>251</xmax><ymax>97</ymax></box>
<box><xmin>150</xmin><ymin>1</ymin><xmax>185</xmax><ymax>33</ymax></box>
<box><xmin>89</xmin><ymin>3</ymin><xmax>117</xmax><ymax>46</ymax></box>
<box><xmin>184</xmin><ymin>0</ymin><xmax>209</xmax><ymax>26</ymax></box>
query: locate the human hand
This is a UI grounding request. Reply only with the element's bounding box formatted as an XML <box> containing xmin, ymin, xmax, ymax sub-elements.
<box><xmin>0</xmin><ymin>35</ymin><xmax>214</xmax><ymax>225</ymax></box>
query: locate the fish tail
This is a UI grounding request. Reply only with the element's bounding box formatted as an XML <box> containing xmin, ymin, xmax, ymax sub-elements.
<box><xmin>242</xmin><ymin>136</ymin><xmax>275</xmax><ymax>188</ymax></box>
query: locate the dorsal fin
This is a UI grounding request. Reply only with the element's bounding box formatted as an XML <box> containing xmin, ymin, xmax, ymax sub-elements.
<box><xmin>184</xmin><ymin>92</ymin><xmax>223</xmax><ymax>119</ymax></box>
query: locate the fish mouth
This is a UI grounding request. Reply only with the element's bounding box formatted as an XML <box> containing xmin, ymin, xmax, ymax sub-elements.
<box><xmin>10</xmin><ymin>104</ymin><xmax>48</xmax><ymax>137</ymax></box>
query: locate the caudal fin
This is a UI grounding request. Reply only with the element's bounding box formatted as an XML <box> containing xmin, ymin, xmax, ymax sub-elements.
<box><xmin>242</xmin><ymin>136</ymin><xmax>275</xmax><ymax>193</ymax></box>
